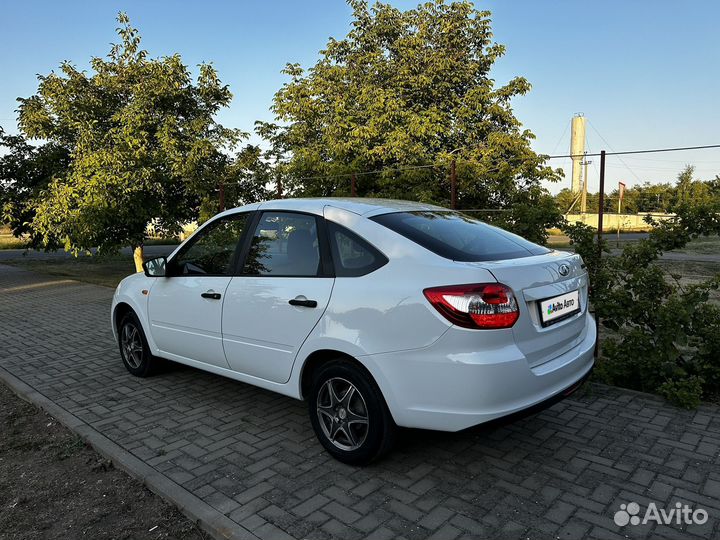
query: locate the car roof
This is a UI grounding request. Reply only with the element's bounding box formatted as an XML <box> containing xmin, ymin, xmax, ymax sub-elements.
<box><xmin>221</xmin><ymin>197</ymin><xmax>448</xmax><ymax>219</ymax></box>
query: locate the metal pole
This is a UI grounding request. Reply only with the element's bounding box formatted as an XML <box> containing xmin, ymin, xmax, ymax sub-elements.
<box><xmin>219</xmin><ymin>181</ymin><xmax>225</xmax><ymax>212</ymax></box>
<box><xmin>594</xmin><ymin>150</ymin><xmax>606</xmax><ymax>358</ymax></box>
<box><xmin>351</xmin><ymin>173</ymin><xmax>357</xmax><ymax>197</ymax></box>
<box><xmin>450</xmin><ymin>158</ymin><xmax>457</xmax><ymax>209</ymax></box>
<box><xmin>581</xmin><ymin>154</ymin><xmax>590</xmax><ymax>213</ymax></box>
<box><xmin>617</xmin><ymin>187</ymin><xmax>622</xmax><ymax>247</ymax></box>
<box><xmin>597</xmin><ymin>150</ymin><xmax>606</xmax><ymax>246</ymax></box>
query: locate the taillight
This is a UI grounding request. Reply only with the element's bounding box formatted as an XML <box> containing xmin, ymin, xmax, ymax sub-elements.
<box><xmin>423</xmin><ymin>283</ymin><xmax>519</xmax><ymax>329</ymax></box>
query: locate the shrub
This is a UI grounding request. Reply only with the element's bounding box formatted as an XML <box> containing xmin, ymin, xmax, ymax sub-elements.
<box><xmin>565</xmin><ymin>202</ymin><xmax>720</xmax><ymax>408</ymax></box>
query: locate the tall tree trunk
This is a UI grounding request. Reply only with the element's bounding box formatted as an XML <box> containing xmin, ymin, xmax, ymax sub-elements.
<box><xmin>133</xmin><ymin>245</ymin><xmax>144</xmax><ymax>273</ymax></box>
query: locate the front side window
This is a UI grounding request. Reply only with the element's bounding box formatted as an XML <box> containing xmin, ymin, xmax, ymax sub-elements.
<box><xmin>243</xmin><ymin>212</ymin><xmax>321</xmax><ymax>276</ymax></box>
<box><xmin>371</xmin><ymin>211</ymin><xmax>550</xmax><ymax>262</ymax></box>
<box><xmin>173</xmin><ymin>214</ymin><xmax>249</xmax><ymax>275</ymax></box>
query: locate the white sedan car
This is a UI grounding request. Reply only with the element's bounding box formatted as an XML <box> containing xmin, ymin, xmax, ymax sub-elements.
<box><xmin>112</xmin><ymin>198</ymin><xmax>595</xmax><ymax>464</ymax></box>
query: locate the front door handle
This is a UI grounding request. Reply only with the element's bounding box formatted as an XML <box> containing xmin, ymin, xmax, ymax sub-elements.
<box><xmin>201</xmin><ymin>291</ymin><xmax>222</xmax><ymax>300</ymax></box>
<box><xmin>289</xmin><ymin>296</ymin><xmax>317</xmax><ymax>308</ymax></box>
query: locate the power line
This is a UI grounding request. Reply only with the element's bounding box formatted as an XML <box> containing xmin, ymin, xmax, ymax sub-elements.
<box><xmin>614</xmin><ymin>155</ymin><xmax>720</xmax><ymax>164</ymax></box>
<box><xmin>296</xmin><ymin>163</ymin><xmax>438</xmax><ymax>181</ymax></box>
<box><xmin>292</xmin><ymin>143</ymin><xmax>720</xmax><ymax>182</ymax></box>
<box><xmin>586</xmin><ymin>119</ymin><xmax>642</xmax><ymax>183</ymax></box>
<box><xmin>548</xmin><ymin>144</ymin><xmax>720</xmax><ymax>159</ymax></box>
<box><xmin>549</xmin><ymin>119</ymin><xmax>570</xmax><ymax>155</ymax></box>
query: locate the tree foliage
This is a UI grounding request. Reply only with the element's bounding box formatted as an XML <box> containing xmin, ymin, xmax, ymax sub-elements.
<box><xmin>198</xmin><ymin>144</ymin><xmax>272</xmax><ymax>223</ymax></box>
<box><xmin>267</xmin><ymin>0</ymin><xmax>563</xmax><ymax>241</ymax></box>
<box><xmin>556</xmin><ymin>165</ymin><xmax>720</xmax><ymax>215</ymax></box>
<box><xmin>17</xmin><ymin>13</ymin><xmax>241</xmax><ymax>268</ymax></box>
<box><xmin>0</xmin><ymin>128</ymin><xmax>70</xmax><ymax>247</ymax></box>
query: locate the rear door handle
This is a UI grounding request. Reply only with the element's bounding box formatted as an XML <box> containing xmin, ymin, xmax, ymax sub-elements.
<box><xmin>201</xmin><ymin>291</ymin><xmax>222</xmax><ymax>300</ymax></box>
<box><xmin>289</xmin><ymin>296</ymin><xmax>317</xmax><ymax>308</ymax></box>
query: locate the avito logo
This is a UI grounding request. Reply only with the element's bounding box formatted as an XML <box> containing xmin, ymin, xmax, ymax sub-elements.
<box><xmin>547</xmin><ymin>298</ymin><xmax>574</xmax><ymax>315</ymax></box>
<box><xmin>614</xmin><ymin>501</ymin><xmax>708</xmax><ymax>527</ymax></box>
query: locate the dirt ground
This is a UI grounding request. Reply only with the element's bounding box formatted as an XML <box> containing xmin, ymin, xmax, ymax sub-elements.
<box><xmin>0</xmin><ymin>383</ymin><xmax>209</xmax><ymax>540</ymax></box>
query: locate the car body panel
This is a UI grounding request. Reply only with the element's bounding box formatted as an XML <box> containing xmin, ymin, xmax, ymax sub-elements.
<box><xmin>360</xmin><ymin>313</ymin><xmax>596</xmax><ymax>431</ymax></box>
<box><xmin>111</xmin><ymin>197</ymin><xmax>596</xmax><ymax>432</ymax></box>
<box><xmin>222</xmin><ymin>276</ymin><xmax>334</xmax><ymax>383</ymax></box>
<box><xmin>112</xmin><ymin>272</ymin><xmax>154</xmax><ymax>344</ymax></box>
<box><xmin>464</xmin><ymin>252</ymin><xmax>590</xmax><ymax>368</ymax></box>
<box><xmin>147</xmin><ymin>276</ymin><xmax>232</xmax><ymax>369</ymax></box>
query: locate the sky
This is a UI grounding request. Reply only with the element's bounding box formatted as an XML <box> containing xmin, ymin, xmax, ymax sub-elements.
<box><xmin>1</xmin><ymin>0</ymin><xmax>719</xmax><ymax>197</ymax></box>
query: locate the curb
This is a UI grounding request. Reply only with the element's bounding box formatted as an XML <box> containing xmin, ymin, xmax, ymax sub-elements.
<box><xmin>0</xmin><ymin>364</ymin><xmax>259</xmax><ymax>540</ymax></box>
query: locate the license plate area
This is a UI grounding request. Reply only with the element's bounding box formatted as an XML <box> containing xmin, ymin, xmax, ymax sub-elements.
<box><xmin>538</xmin><ymin>290</ymin><xmax>581</xmax><ymax>327</ymax></box>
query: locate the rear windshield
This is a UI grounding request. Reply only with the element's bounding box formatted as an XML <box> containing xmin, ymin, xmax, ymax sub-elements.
<box><xmin>370</xmin><ymin>211</ymin><xmax>550</xmax><ymax>262</ymax></box>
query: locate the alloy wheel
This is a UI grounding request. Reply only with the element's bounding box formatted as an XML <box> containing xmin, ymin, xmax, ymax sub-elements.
<box><xmin>316</xmin><ymin>377</ymin><xmax>369</xmax><ymax>451</ymax></box>
<box><xmin>121</xmin><ymin>323</ymin><xmax>144</xmax><ymax>369</ymax></box>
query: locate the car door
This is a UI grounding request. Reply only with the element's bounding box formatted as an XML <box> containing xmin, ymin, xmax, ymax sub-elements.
<box><xmin>147</xmin><ymin>212</ymin><xmax>251</xmax><ymax>368</ymax></box>
<box><xmin>222</xmin><ymin>211</ymin><xmax>334</xmax><ymax>383</ymax></box>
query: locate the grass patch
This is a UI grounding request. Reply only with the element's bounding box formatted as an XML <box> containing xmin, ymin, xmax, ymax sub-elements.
<box><xmin>145</xmin><ymin>237</ymin><xmax>181</xmax><ymax>246</ymax></box>
<box><xmin>547</xmin><ymin>233</ymin><xmax>645</xmax><ymax>249</ymax></box>
<box><xmin>673</xmin><ymin>235</ymin><xmax>720</xmax><ymax>256</ymax></box>
<box><xmin>0</xmin><ymin>234</ymin><xmax>29</xmax><ymax>250</ymax></box>
<box><xmin>2</xmin><ymin>254</ymin><xmax>137</xmax><ymax>288</ymax></box>
<box><xmin>0</xmin><ymin>237</ymin><xmax>179</xmax><ymax>250</ymax></box>
<box><xmin>546</xmin><ymin>236</ymin><xmax>571</xmax><ymax>248</ymax></box>
<box><xmin>656</xmin><ymin>258</ymin><xmax>720</xmax><ymax>278</ymax></box>
<box><xmin>655</xmin><ymin>258</ymin><xmax>720</xmax><ymax>304</ymax></box>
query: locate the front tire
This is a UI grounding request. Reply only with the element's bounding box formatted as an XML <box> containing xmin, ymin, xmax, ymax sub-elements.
<box><xmin>308</xmin><ymin>360</ymin><xmax>396</xmax><ymax>465</ymax></box>
<box><xmin>118</xmin><ymin>312</ymin><xmax>158</xmax><ymax>377</ymax></box>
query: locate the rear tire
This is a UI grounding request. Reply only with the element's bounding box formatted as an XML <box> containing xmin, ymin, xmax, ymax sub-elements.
<box><xmin>118</xmin><ymin>312</ymin><xmax>159</xmax><ymax>377</ymax></box>
<box><xmin>308</xmin><ymin>359</ymin><xmax>396</xmax><ymax>465</ymax></box>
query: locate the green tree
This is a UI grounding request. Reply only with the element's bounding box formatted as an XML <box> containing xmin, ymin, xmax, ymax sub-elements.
<box><xmin>18</xmin><ymin>13</ymin><xmax>241</xmax><ymax>271</ymax></box>
<box><xmin>255</xmin><ymin>120</ymin><xmax>293</xmax><ymax>199</ymax></box>
<box><xmin>631</xmin><ymin>182</ymin><xmax>675</xmax><ymax>212</ymax></box>
<box><xmin>674</xmin><ymin>165</ymin><xmax>695</xmax><ymax>207</ymax></box>
<box><xmin>0</xmin><ymin>128</ymin><xmax>70</xmax><ymax>247</ymax></box>
<box><xmin>671</xmin><ymin>165</ymin><xmax>713</xmax><ymax>210</ymax></box>
<box><xmin>709</xmin><ymin>175</ymin><xmax>720</xmax><ymax>200</ymax></box>
<box><xmin>267</xmin><ymin>0</ymin><xmax>563</xmax><ymax>242</ymax></box>
<box><xmin>198</xmin><ymin>144</ymin><xmax>271</xmax><ymax>223</ymax></box>
<box><xmin>555</xmin><ymin>188</ymin><xmax>580</xmax><ymax>213</ymax></box>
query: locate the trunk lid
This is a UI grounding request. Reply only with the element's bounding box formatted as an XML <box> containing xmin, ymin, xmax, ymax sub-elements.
<box><xmin>466</xmin><ymin>250</ymin><xmax>589</xmax><ymax>368</ymax></box>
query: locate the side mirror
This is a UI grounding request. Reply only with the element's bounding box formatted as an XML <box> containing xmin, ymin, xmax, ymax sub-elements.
<box><xmin>143</xmin><ymin>256</ymin><xmax>167</xmax><ymax>277</ymax></box>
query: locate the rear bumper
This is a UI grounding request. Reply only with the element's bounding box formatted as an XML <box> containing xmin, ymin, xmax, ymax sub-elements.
<box><xmin>362</xmin><ymin>313</ymin><xmax>596</xmax><ymax>431</ymax></box>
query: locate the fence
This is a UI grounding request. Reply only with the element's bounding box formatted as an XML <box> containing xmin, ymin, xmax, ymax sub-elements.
<box><xmin>565</xmin><ymin>212</ymin><xmax>674</xmax><ymax>232</ymax></box>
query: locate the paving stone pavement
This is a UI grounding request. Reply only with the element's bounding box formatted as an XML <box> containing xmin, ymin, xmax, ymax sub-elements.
<box><xmin>1</xmin><ymin>263</ymin><xmax>719</xmax><ymax>540</ymax></box>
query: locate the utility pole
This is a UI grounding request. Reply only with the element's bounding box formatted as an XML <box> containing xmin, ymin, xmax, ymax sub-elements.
<box><xmin>450</xmin><ymin>158</ymin><xmax>457</xmax><ymax>209</ymax></box>
<box><xmin>351</xmin><ymin>173</ymin><xmax>357</xmax><ymax>197</ymax></box>
<box><xmin>594</xmin><ymin>149</ymin><xmax>606</xmax><ymax>358</ymax></box>
<box><xmin>218</xmin><ymin>180</ymin><xmax>225</xmax><ymax>212</ymax></box>
<box><xmin>580</xmin><ymin>153</ymin><xmax>591</xmax><ymax>213</ymax></box>
<box><xmin>617</xmin><ymin>181</ymin><xmax>625</xmax><ymax>247</ymax></box>
<box><xmin>597</xmin><ymin>150</ymin><xmax>606</xmax><ymax>246</ymax></box>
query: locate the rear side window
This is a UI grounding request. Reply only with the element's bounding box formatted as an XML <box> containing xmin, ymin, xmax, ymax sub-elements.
<box><xmin>328</xmin><ymin>222</ymin><xmax>388</xmax><ymax>277</ymax></box>
<box><xmin>370</xmin><ymin>211</ymin><xmax>550</xmax><ymax>262</ymax></box>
